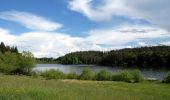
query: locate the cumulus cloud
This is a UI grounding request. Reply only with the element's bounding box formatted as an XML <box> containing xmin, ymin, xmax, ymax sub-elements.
<box><xmin>161</xmin><ymin>41</ymin><xmax>170</xmax><ymax>46</ymax></box>
<box><xmin>0</xmin><ymin>11</ymin><xmax>169</xmax><ymax>58</ymax></box>
<box><xmin>87</xmin><ymin>25</ymin><xmax>169</xmax><ymax>46</ymax></box>
<box><xmin>68</xmin><ymin>0</ymin><xmax>170</xmax><ymax>30</ymax></box>
<box><xmin>0</xmin><ymin>28</ymin><xmax>16</xmax><ymax>44</ymax></box>
<box><xmin>1</xmin><ymin>25</ymin><xmax>169</xmax><ymax>58</ymax></box>
<box><xmin>0</xmin><ymin>11</ymin><xmax>62</xmax><ymax>31</ymax></box>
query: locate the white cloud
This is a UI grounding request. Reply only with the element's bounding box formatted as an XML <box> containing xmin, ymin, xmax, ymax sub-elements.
<box><xmin>0</xmin><ymin>11</ymin><xmax>62</xmax><ymax>31</ymax></box>
<box><xmin>68</xmin><ymin>0</ymin><xmax>128</xmax><ymax>21</ymax></box>
<box><xmin>1</xmin><ymin>25</ymin><xmax>169</xmax><ymax>58</ymax></box>
<box><xmin>137</xmin><ymin>42</ymin><xmax>148</xmax><ymax>47</ymax></box>
<box><xmin>0</xmin><ymin>28</ymin><xmax>16</xmax><ymax>44</ymax></box>
<box><xmin>161</xmin><ymin>41</ymin><xmax>170</xmax><ymax>46</ymax></box>
<box><xmin>87</xmin><ymin>25</ymin><xmax>169</xmax><ymax>46</ymax></box>
<box><xmin>0</xmin><ymin>11</ymin><xmax>169</xmax><ymax>58</ymax></box>
<box><xmin>68</xmin><ymin>0</ymin><xmax>170</xmax><ymax>30</ymax></box>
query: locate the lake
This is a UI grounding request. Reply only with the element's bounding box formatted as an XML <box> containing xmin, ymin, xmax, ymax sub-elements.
<box><xmin>34</xmin><ymin>64</ymin><xmax>169</xmax><ymax>80</ymax></box>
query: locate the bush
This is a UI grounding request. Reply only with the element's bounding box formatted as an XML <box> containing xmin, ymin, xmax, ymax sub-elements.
<box><xmin>162</xmin><ymin>72</ymin><xmax>170</xmax><ymax>83</ymax></box>
<box><xmin>17</xmin><ymin>51</ymin><xmax>36</xmax><ymax>75</ymax></box>
<box><xmin>112</xmin><ymin>70</ymin><xmax>143</xmax><ymax>83</ymax></box>
<box><xmin>130</xmin><ymin>70</ymin><xmax>143</xmax><ymax>83</ymax></box>
<box><xmin>67</xmin><ymin>72</ymin><xmax>79</xmax><ymax>79</ymax></box>
<box><xmin>79</xmin><ymin>68</ymin><xmax>94</xmax><ymax>80</ymax></box>
<box><xmin>41</xmin><ymin>69</ymin><xmax>65</xmax><ymax>80</ymax></box>
<box><xmin>0</xmin><ymin>52</ymin><xmax>19</xmax><ymax>73</ymax></box>
<box><xmin>0</xmin><ymin>51</ymin><xmax>35</xmax><ymax>75</ymax></box>
<box><xmin>95</xmin><ymin>69</ymin><xmax>112</xmax><ymax>81</ymax></box>
<box><xmin>112</xmin><ymin>70</ymin><xmax>133</xmax><ymax>83</ymax></box>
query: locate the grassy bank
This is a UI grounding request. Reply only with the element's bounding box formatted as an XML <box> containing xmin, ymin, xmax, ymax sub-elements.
<box><xmin>0</xmin><ymin>74</ymin><xmax>170</xmax><ymax>100</ymax></box>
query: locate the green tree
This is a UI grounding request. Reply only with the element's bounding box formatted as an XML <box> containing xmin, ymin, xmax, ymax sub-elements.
<box><xmin>18</xmin><ymin>51</ymin><xmax>36</xmax><ymax>74</ymax></box>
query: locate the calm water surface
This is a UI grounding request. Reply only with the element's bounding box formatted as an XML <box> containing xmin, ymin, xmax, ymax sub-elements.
<box><xmin>34</xmin><ymin>64</ymin><xmax>169</xmax><ymax>80</ymax></box>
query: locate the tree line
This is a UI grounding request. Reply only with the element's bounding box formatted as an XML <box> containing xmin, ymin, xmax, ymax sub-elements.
<box><xmin>55</xmin><ymin>46</ymin><xmax>170</xmax><ymax>68</ymax></box>
<box><xmin>0</xmin><ymin>42</ymin><xmax>18</xmax><ymax>53</ymax></box>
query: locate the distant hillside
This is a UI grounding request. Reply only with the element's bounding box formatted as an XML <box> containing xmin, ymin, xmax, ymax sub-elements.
<box><xmin>55</xmin><ymin>46</ymin><xmax>170</xmax><ymax>68</ymax></box>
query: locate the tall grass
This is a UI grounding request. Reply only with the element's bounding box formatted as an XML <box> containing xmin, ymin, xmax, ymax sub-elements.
<box><xmin>163</xmin><ymin>72</ymin><xmax>170</xmax><ymax>83</ymax></box>
<box><xmin>112</xmin><ymin>70</ymin><xmax>144</xmax><ymax>83</ymax></box>
<box><xmin>112</xmin><ymin>70</ymin><xmax>133</xmax><ymax>83</ymax></box>
<box><xmin>130</xmin><ymin>70</ymin><xmax>144</xmax><ymax>83</ymax></box>
<box><xmin>79</xmin><ymin>68</ymin><xmax>94</xmax><ymax>80</ymax></box>
<box><xmin>41</xmin><ymin>69</ymin><xmax>65</xmax><ymax>79</ymax></box>
<box><xmin>67</xmin><ymin>72</ymin><xmax>79</xmax><ymax>79</ymax></box>
<box><xmin>0</xmin><ymin>75</ymin><xmax>170</xmax><ymax>100</ymax></box>
<box><xmin>39</xmin><ymin>68</ymin><xmax>144</xmax><ymax>83</ymax></box>
<box><xmin>95</xmin><ymin>69</ymin><xmax>112</xmax><ymax>81</ymax></box>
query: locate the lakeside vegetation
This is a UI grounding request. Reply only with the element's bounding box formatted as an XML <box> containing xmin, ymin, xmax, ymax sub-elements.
<box><xmin>0</xmin><ymin>74</ymin><xmax>170</xmax><ymax>100</ymax></box>
<box><xmin>163</xmin><ymin>72</ymin><xmax>170</xmax><ymax>83</ymax></box>
<box><xmin>0</xmin><ymin>42</ymin><xmax>35</xmax><ymax>75</ymax></box>
<box><xmin>40</xmin><ymin>69</ymin><xmax>144</xmax><ymax>83</ymax></box>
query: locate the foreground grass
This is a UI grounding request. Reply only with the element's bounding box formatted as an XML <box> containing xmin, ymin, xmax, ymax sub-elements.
<box><xmin>0</xmin><ymin>75</ymin><xmax>170</xmax><ymax>100</ymax></box>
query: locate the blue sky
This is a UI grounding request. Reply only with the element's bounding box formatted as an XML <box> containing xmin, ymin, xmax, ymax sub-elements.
<box><xmin>0</xmin><ymin>0</ymin><xmax>170</xmax><ymax>57</ymax></box>
<box><xmin>0</xmin><ymin>0</ymin><xmax>150</xmax><ymax>36</ymax></box>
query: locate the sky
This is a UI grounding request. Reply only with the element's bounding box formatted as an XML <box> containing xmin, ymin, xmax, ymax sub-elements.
<box><xmin>0</xmin><ymin>0</ymin><xmax>170</xmax><ymax>58</ymax></box>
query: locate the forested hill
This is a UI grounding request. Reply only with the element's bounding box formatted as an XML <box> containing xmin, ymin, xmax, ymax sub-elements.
<box><xmin>56</xmin><ymin>46</ymin><xmax>170</xmax><ymax>68</ymax></box>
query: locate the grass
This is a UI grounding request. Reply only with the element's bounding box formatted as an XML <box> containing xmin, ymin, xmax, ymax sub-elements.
<box><xmin>0</xmin><ymin>75</ymin><xmax>170</xmax><ymax>100</ymax></box>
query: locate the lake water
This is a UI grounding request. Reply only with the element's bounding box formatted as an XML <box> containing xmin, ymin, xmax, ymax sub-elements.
<box><xmin>34</xmin><ymin>64</ymin><xmax>169</xmax><ymax>80</ymax></box>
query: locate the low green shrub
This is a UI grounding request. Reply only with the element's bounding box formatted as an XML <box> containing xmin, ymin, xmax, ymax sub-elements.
<box><xmin>162</xmin><ymin>72</ymin><xmax>170</xmax><ymax>83</ymax></box>
<box><xmin>95</xmin><ymin>69</ymin><xmax>112</xmax><ymax>81</ymax></box>
<box><xmin>67</xmin><ymin>72</ymin><xmax>79</xmax><ymax>79</ymax></box>
<box><xmin>79</xmin><ymin>68</ymin><xmax>94</xmax><ymax>80</ymax></box>
<box><xmin>38</xmin><ymin>68</ymin><xmax>143</xmax><ymax>83</ymax></box>
<box><xmin>112</xmin><ymin>70</ymin><xmax>143</xmax><ymax>83</ymax></box>
<box><xmin>29</xmin><ymin>71</ymin><xmax>41</xmax><ymax>78</ymax></box>
<box><xmin>112</xmin><ymin>70</ymin><xmax>133</xmax><ymax>83</ymax></box>
<box><xmin>130</xmin><ymin>70</ymin><xmax>143</xmax><ymax>83</ymax></box>
<box><xmin>41</xmin><ymin>69</ymin><xmax>65</xmax><ymax>80</ymax></box>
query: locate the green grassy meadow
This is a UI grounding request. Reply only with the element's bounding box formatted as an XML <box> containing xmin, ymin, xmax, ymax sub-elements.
<box><xmin>0</xmin><ymin>74</ymin><xmax>170</xmax><ymax>100</ymax></box>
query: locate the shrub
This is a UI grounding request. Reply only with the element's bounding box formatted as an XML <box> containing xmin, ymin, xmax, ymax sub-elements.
<box><xmin>67</xmin><ymin>72</ymin><xmax>79</xmax><ymax>79</ymax></box>
<box><xmin>0</xmin><ymin>52</ymin><xmax>19</xmax><ymax>73</ymax></box>
<box><xmin>17</xmin><ymin>51</ymin><xmax>36</xmax><ymax>75</ymax></box>
<box><xmin>112</xmin><ymin>70</ymin><xmax>133</xmax><ymax>83</ymax></box>
<box><xmin>41</xmin><ymin>69</ymin><xmax>65</xmax><ymax>80</ymax></box>
<box><xmin>95</xmin><ymin>69</ymin><xmax>112</xmax><ymax>81</ymax></box>
<box><xmin>112</xmin><ymin>70</ymin><xmax>143</xmax><ymax>83</ymax></box>
<box><xmin>0</xmin><ymin>51</ymin><xmax>35</xmax><ymax>75</ymax></box>
<box><xmin>79</xmin><ymin>68</ymin><xmax>94</xmax><ymax>80</ymax></box>
<box><xmin>29</xmin><ymin>71</ymin><xmax>41</xmax><ymax>78</ymax></box>
<box><xmin>130</xmin><ymin>70</ymin><xmax>143</xmax><ymax>83</ymax></box>
<box><xmin>162</xmin><ymin>72</ymin><xmax>170</xmax><ymax>83</ymax></box>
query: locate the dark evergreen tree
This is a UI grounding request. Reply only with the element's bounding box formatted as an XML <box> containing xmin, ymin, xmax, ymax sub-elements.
<box><xmin>55</xmin><ymin>46</ymin><xmax>170</xmax><ymax>68</ymax></box>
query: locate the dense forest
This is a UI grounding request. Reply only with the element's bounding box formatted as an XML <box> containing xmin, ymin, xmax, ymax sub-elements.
<box><xmin>39</xmin><ymin>46</ymin><xmax>170</xmax><ymax>68</ymax></box>
<box><xmin>0</xmin><ymin>42</ymin><xmax>35</xmax><ymax>75</ymax></box>
<box><xmin>36</xmin><ymin>58</ymin><xmax>58</xmax><ymax>64</ymax></box>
